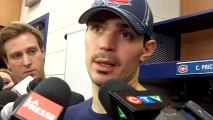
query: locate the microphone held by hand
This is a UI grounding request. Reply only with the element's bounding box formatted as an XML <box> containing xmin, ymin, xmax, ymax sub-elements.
<box><xmin>98</xmin><ymin>79</ymin><xmax>178</xmax><ymax>120</ymax></box>
<box><xmin>99</xmin><ymin>79</ymin><xmax>213</xmax><ymax>120</ymax></box>
<box><xmin>11</xmin><ymin>77</ymin><xmax>71</xmax><ymax>120</ymax></box>
<box><xmin>26</xmin><ymin>77</ymin><xmax>43</xmax><ymax>93</ymax></box>
<box><xmin>0</xmin><ymin>90</ymin><xmax>19</xmax><ymax>110</ymax></box>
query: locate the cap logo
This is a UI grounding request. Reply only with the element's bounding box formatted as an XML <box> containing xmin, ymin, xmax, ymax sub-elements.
<box><xmin>93</xmin><ymin>0</ymin><xmax>132</xmax><ymax>7</ymax></box>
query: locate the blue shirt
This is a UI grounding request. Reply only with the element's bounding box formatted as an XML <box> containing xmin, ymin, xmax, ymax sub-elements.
<box><xmin>63</xmin><ymin>98</ymin><xmax>112</xmax><ymax>120</ymax></box>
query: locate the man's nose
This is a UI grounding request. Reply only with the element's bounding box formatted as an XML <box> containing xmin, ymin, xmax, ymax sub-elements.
<box><xmin>22</xmin><ymin>54</ymin><xmax>32</xmax><ymax>67</ymax></box>
<box><xmin>99</xmin><ymin>32</ymin><xmax>116</xmax><ymax>51</ymax></box>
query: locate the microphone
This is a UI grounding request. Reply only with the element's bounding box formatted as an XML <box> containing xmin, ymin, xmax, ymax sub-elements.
<box><xmin>98</xmin><ymin>79</ymin><xmax>177</xmax><ymax>120</ymax></box>
<box><xmin>155</xmin><ymin>100</ymin><xmax>213</xmax><ymax>120</ymax></box>
<box><xmin>0</xmin><ymin>77</ymin><xmax>41</xmax><ymax>120</ymax></box>
<box><xmin>179</xmin><ymin>101</ymin><xmax>213</xmax><ymax>120</ymax></box>
<box><xmin>98</xmin><ymin>79</ymin><xmax>135</xmax><ymax>118</ymax></box>
<box><xmin>1</xmin><ymin>94</ymin><xmax>28</xmax><ymax>120</ymax></box>
<box><xmin>99</xmin><ymin>79</ymin><xmax>213</xmax><ymax>120</ymax></box>
<box><xmin>26</xmin><ymin>78</ymin><xmax>43</xmax><ymax>92</ymax></box>
<box><xmin>1</xmin><ymin>102</ymin><xmax>14</xmax><ymax>120</ymax></box>
<box><xmin>11</xmin><ymin>77</ymin><xmax>71</xmax><ymax>120</ymax></box>
<box><xmin>0</xmin><ymin>76</ymin><xmax>4</xmax><ymax>91</ymax></box>
<box><xmin>0</xmin><ymin>90</ymin><xmax>19</xmax><ymax>110</ymax></box>
<box><xmin>11</xmin><ymin>76</ymin><xmax>33</xmax><ymax>95</ymax></box>
<box><xmin>13</xmin><ymin>94</ymin><xmax>28</xmax><ymax>111</ymax></box>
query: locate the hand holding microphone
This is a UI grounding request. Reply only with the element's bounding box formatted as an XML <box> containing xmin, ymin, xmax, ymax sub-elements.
<box><xmin>0</xmin><ymin>77</ymin><xmax>42</xmax><ymax>120</ymax></box>
<box><xmin>1</xmin><ymin>94</ymin><xmax>28</xmax><ymax>120</ymax></box>
<box><xmin>0</xmin><ymin>91</ymin><xmax>19</xmax><ymax>110</ymax></box>
<box><xmin>0</xmin><ymin>90</ymin><xmax>19</xmax><ymax>120</ymax></box>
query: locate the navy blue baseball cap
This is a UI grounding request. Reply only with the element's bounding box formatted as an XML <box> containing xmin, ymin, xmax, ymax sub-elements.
<box><xmin>79</xmin><ymin>0</ymin><xmax>153</xmax><ymax>39</ymax></box>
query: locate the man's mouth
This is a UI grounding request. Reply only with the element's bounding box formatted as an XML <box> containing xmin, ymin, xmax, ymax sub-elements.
<box><xmin>92</xmin><ymin>52</ymin><xmax>120</xmax><ymax>72</ymax></box>
<box><xmin>95</xmin><ymin>60</ymin><xmax>116</xmax><ymax>67</ymax></box>
<box><xmin>94</xmin><ymin>59</ymin><xmax>117</xmax><ymax>72</ymax></box>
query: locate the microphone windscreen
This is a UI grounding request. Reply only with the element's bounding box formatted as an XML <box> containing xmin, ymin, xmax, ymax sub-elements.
<box><xmin>0</xmin><ymin>90</ymin><xmax>18</xmax><ymax>108</ymax></box>
<box><xmin>26</xmin><ymin>78</ymin><xmax>43</xmax><ymax>92</ymax></box>
<box><xmin>13</xmin><ymin>94</ymin><xmax>28</xmax><ymax>111</ymax></box>
<box><xmin>33</xmin><ymin>77</ymin><xmax>71</xmax><ymax>108</ymax></box>
<box><xmin>0</xmin><ymin>76</ymin><xmax>4</xmax><ymax>91</ymax></box>
<box><xmin>98</xmin><ymin>79</ymin><xmax>135</xmax><ymax>116</ymax></box>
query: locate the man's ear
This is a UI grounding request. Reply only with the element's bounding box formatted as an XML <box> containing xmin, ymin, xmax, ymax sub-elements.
<box><xmin>41</xmin><ymin>48</ymin><xmax>46</xmax><ymax>57</ymax></box>
<box><xmin>3</xmin><ymin>58</ymin><xmax>10</xmax><ymax>70</ymax></box>
<box><xmin>140</xmin><ymin>39</ymin><xmax>156</xmax><ymax>63</ymax></box>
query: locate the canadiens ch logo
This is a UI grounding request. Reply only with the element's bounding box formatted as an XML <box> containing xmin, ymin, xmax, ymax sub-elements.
<box><xmin>178</xmin><ymin>65</ymin><xmax>188</xmax><ymax>73</ymax></box>
<box><xmin>93</xmin><ymin>0</ymin><xmax>132</xmax><ymax>7</ymax></box>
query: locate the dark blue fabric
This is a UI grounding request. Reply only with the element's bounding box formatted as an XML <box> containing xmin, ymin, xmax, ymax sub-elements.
<box><xmin>63</xmin><ymin>98</ymin><xmax>112</xmax><ymax>120</ymax></box>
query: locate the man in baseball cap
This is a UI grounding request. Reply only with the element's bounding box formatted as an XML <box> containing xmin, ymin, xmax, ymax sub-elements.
<box><xmin>63</xmin><ymin>0</ymin><xmax>156</xmax><ymax>119</ymax></box>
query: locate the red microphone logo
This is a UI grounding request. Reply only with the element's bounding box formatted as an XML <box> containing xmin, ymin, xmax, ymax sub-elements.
<box><xmin>15</xmin><ymin>92</ymin><xmax>63</xmax><ymax>120</ymax></box>
<box><xmin>126</xmin><ymin>96</ymin><xmax>142</xmax><ymax>104</ymax></box>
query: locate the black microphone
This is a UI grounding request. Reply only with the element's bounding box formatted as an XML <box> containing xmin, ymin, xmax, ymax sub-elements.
<box><xmin>179</xmin><ymin>101</ymin><xmax>213</xmax><ymax>120</ymax></box>
<box><xmin>68</xmin><ymin>91</ymin><xmax>85</xmax><ymax>106</ymax></box>
<box><xmin>13</xmin><ymin>94</ymin><xmax>28</xmax><ymax>111</ymax></box>
<box><xmin>98</xmin><ymin>79</ymin><xmax>135</xmax><ymax>118</ymax></box>
<box><xmin>98</xmin><ymin>79</ymin><xmax>176</xmax><ymax>120</ymax></box>
<box><xmin>155</xmin><ymin>100</ymin><xmax>213</xmax><ymax>120</ymax></box>
<box><xmin>0</xmin><ymin>76</ymin><xmax>4</xmax><ymax>91</ymax></box>
<box><xmin>0</xmin><ymin>90</ymin><xmax>19</xmax><ymax>110</ymax></box>
<box><xmin>26</xmin><ymin>78</ymin><xmax>43</xmax><ymax>92</ymax></box>
<box><xmin>11</xmin><ymin>77</ymin><xmax>71</xmax><ymax>120</ymax></box>
<box><xmin>0</xmin><ymin>94</ymin><xmax>28</xmax><ymax>120</ymax></box>
<box><xmin>1</xmin><ymin>102</ymin><xmax>14</xmax><ymax>120</ymax></box>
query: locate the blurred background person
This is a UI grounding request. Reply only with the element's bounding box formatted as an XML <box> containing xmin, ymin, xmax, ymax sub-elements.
<box><xmin>0</xmin><ymin>68</ymin><xmax>15</xmax><ymax>90</ymax></box>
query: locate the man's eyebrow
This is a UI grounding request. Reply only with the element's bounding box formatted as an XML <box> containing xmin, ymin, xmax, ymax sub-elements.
<box><xmin>89</xmin><ymin>19</ymin><xmax>130</xmax><ymax>29</ymax></box>
<box><xmin>116</xmin><ymin>22</ymin><xmax>130</xmax><ymax>29</ymax></box>
<box><xmin>9</xmin><ymin>46</ymin><xmax>38</xmax><ymax>55</ymax></box>
<box><xmin>9</xmin><ymin>51</ymin><xmax>21</xmax><ymax>56</ymax></box>
<box><xmin>3</xmin><ymin>78</ymin><xmax>10</xmax><ymax>81</ymax></box>
<box><xmin>27</xmin><ymin>46</ymin><xmax>38</xmax><ymax>50</ymax></box>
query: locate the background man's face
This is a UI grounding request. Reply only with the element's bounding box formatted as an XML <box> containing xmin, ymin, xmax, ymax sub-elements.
<box><xmin>4</xmin><ymin>32</ymin><xmax>45</xmax><ymax>83</ymax></box>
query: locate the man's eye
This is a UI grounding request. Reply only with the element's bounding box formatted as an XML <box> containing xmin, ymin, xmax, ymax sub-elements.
<box><xmin>4</xmin><ymin>81</ymin><xmax>9</xmax><ymax>85</ymax></box>
<box><xmin>120</xmin><ymin>32</ymin><xmax>134</xmax><ymax>41</ymax></box>
<box><xmin>91</xmin><ymin>25</ymin><xmax>102</xmax><ymax>33</ymax></box>
<box><xmin>29</xmin><ymin>50</ymin><xmax>36</xmax><ymax>55</ymax></box>
<box><xmin>28</xmin><ymin>48</ymin><xmax>37</xmax><ymax>55</ymax></box>
<box><xmin>11</xmin><ymin>54</ymin><xmax>21</xmax><ymax>59</ymax></box>
<box><xmin>3</xmin><ymin>79</ymin><xmax>9</xmax><ymax>85</ymax></box>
